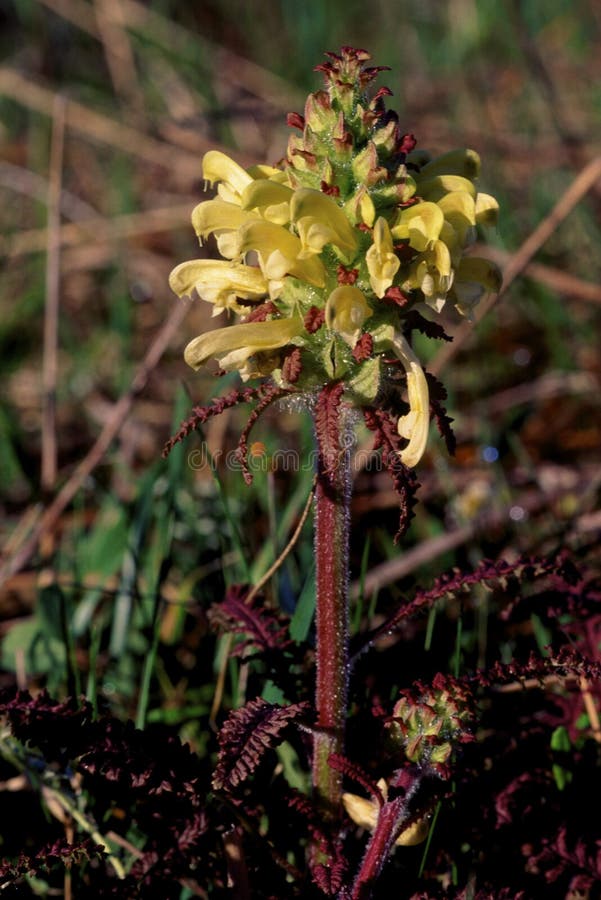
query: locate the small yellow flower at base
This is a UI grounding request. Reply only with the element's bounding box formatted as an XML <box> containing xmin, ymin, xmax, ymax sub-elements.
<box><xmin>342</xmin><ymin>779</ymin><xmax>430</xmax><ymax>848</ymax></box>
<box><xmin>184</xmin><ymin>317</ymin><xmax>304</xmax><ymax>378</ymax></box>
<box><xmin>325</xmin><ymin>286</ymin><xmax>372</xmax><ymax>348</ymax></box>
<box><xmin>366</xmin><ymin>217</ymin><xmax>400</xmax><ymax>298</ymax></box>
<box><xmin>391</xmin><ymin>332</ymin><xmax>430</xmax><ymax>469</ymax></box>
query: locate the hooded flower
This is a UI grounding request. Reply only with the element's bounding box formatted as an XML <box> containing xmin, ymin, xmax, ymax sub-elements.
<box><xmin>184</xmin><ymin>317</ymin><xmax>304</xmax><ymax>380</ymax></box>
<box><xmin>170</xmin><ymin>46</ymin><xmax>500</xmax><ymax>469</ymax></box>
<box><xmin>169</xmin><ymin>260</ymin><xmax>268</xmax><ymax>315</ymax></box>
<box><xmin>366</xmin><ymin>217</ymin><xmax>400</xmax><ymax>297</ymax></box>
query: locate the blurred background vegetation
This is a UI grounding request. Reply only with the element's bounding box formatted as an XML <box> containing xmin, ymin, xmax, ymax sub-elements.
<box><xmin>0</xmin><ymin>0</ymin><xmax>600</xmax><ymax>737</ymax></box>
<box><xmin>0</xmin><ymin>1</ymin><xmax>601</xmax><ymax>895</ymax></box>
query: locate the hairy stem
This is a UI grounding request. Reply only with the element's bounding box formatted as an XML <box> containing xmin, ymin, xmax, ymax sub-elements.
<box><xmin>312</xmin><ymin>384</ymin><xmax>351</xmax><ymax>817</ymax></box>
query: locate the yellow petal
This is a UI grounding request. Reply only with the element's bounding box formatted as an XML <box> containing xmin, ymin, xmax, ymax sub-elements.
<box><xmin>392</xmin><ymin>202</ymin><xmax>444</xmax><ymax>251</ymax></box>
<box><xmin>419</xmin><ymin>148</ymin><xmax>481</xmax><ymax>180</ymax></box>
<box><xmin>325</xmin><ymin>286</ymin><xmax>372</xmax><ymax>347</ymax></box>
<box><xmin>475</xmin><ymin>192</ymin><xmax>500</xmax><ymax>228</ymax></box>
<box><xmin>452</xmin><ymin>256</ymin><xmax>502</xmax><ymax>316</ymax></box>
<box><xmin>247</xmin><ymin>164</ymin><xmax>287</xmax><ymax>181</ymax></box>
<box><xmin>237</xmin><ymin>220</ymin><xmax>326</xmax><ymax>287</ymax></box>
<box><xmin>184</xmin><ymin>317</ymin><xmax>303</xmax><ymax>371</ymax></box>
<box><xmin>241</xmin><ymin>180</ymin><xmax>294</xmax><ymax>225</ymax></box>
<box><xmin>169</xmin><ymin>260</ymin><xmax>267</xmax><ymax>313</ymax></box>
<box><xmin>191</xmin><ymin>199</ymin><xmax>258</xmax><ymax>241</ymax></box>
<box><xmin>410</xmin><ymin>240</ymin><xmax>454</xmax><ymax>311</ymax></box>
<box><xmin>359</xmin><ymin>190</ymin><xmax>376</xmax><ymax>227</ymax></box>
<box><xmin>417</xmin><ymin>174</ymin><xmax>477</xmax><ymax>201</ymax></box>
<box><xmin>395</xmin><ymin>817</ymin><xmax>430</xmax><ymax>847</ymax></box>
<box><xmin>437</xmin><ymin>191</ymin><xmax>476</xmax><ymax>245</ymax></box>
<box><xmin>202</xmin><ymin>150</ymin><xmax>253</xmax><ymax>197</ymax></box>
<box><xmin>366</xmin><ymin>217</ymin><xmax>400</xmax><ymax>298</ymax></box>
<box><xmin>290</xmin><ymin>188</ymin><xmax>357</xmax><ymax>256</ymax></box>
<box><xmin>456</xmin><ymin>256</ymin><xmax>502</xmax><ymax>291</ymax></box>
<box><xmin>342</xmin><ymin>792</ymin><xmax>378</xmax><ymax>832</ymax></box>
<box><xmin>391</xmin><ymin>332</ymin><xmax>430</xmax><ymax>468</ymax></box>
<box><xmin>343</xmin><ymin>783</ymin><xmax>429</xmax><ymax>848</ymax></box>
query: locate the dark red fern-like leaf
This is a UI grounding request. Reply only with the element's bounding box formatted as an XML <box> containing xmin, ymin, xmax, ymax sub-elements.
<box><xmin>527</xmin><ymin>825</ymin><xmax>601</xmax><ymax>891</ymax></box>
<box><xmin>358</xmin><ymin>554</ymin><xmax>567</xmax><ymax>653</ymax></box>
<box><xmin>212</xmin><ymin>698</ymin><xmax>310</xmax><ymax>792</ymax></box>
<box><xmin>162</xmin><ymin>387</ymin><xmax>261</xmax><ymax>457</ymax></box>
<box><xmin>0</xmin><ymin>838</ymin><xmax>104</xmax><ymax>883</ymax></box>
<box><xmin>207</xmin><ymin>584</ymin><xmax>292</xmax><ymax>654</ymax></box>
<box><xmin>240</xmin><ymin>300</ymin><xmax>278</xmax><ymax>322</ymax></box>
<box><xmin>363</xmin><ymin>407</ymin><xmax>419</xmax><ymax>542</ymax></box>
<box><xmin>328</xmin><ymin>753</ymin><xmax>385</xmax><ymax>805</ymax></box>
<box><xmin>281</xmin><ymin>346</ymin><xmax>303</xmax><ymax>384</ymax></box>
<box><xmin>352</xmin><ymin>332</ymin><xmax>373</xmax><ymax>362</ymax></box>
<box><xmin>401</xmin><ymin>309</ymin><xmax>452</xmax><ymax>342</ymax></box>
<box><xmin>236</xmin><ymin>384</ymin><xmax>293</xmax><ymax>484</ymax></box>
<box><xmin>471</xmin><ymin>645</ymin><xmax>601</xmax><ymax>690</ymax></box>
<box><xmin>426</xmin><ymin>372</ymin><xmax>456</xmax><ymax>456</ymax></box>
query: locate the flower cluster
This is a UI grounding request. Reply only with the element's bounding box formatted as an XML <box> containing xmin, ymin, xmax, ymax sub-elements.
<box><xmin>170</xmin><ymin>46</ymin><xmax>500</xmax><ymax>468</ymax></box>
<box><xmin>388</xmin><ymin>674</ymin><xmax>475</xmax><ymax>778</ymax></box>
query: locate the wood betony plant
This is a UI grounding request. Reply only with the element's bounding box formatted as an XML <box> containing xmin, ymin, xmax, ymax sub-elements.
<box><xmin>167</xmin><ymin>46</ymin><xmax>500</xmax><ymax>896</ymax></box>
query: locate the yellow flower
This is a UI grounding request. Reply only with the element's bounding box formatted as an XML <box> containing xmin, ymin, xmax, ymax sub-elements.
<box><xmin>240</xmin><ymin>179</ymin><xmax>294</xmax><ymax>225</ymax></box>
<box><xmin>202</xmin><ymin>150</ymin><xmax>254</xmax><ymax>203</ymax></box>
<box><xmin>170</xmin><ymin>49</ymin><xmax>500</xmax><ymax>472</ymax></box>
<box><xmin>475</xmin><ymin>192</ymin><xmax>500</xmax><ymax>228</ymax></box>
<box><xmin>169</xmin><ymin>259</ymin><xmax>268</xmax><ymax>315</ymax></box>
<box><xmin>451</xmin><ymin>256</ymin><xmax>502</xmax><ymax>316</ymax></box>
<box><xmin>184</xmin><ymin>317</ymin><xmax>303</xmax><ymax>379</ymax></box>
<box><xmin>191</xmin><ymin>198</ymin><xmax>259</xmax><ymax>259</ymax></box>
<box><xmin>406</xmin><ymin>240</ymin><xmax>454</xmax><ymax>313</ymax></box>
<box><xmin>417</xmin><ymin>174</ymin><xmax>477</xmax><ymax>202</ymax></box>
<box><xmin>342</xmin><ymin>779</ymin><xmax>429</xmax><ymax>847</ymax></box>
<box><xmin>290</xmin><ymin>188</ymin><xmax>358</xmax><ymax>260</ymax></box>
<box><xmin>437</xmin><ymin>191</ymin><xmax>476</xmax><ymax>247</ymax></box>
<box><xmin>324</xmin><ymin>286</ymin><xmax>372</xmax><ymax>347</ymax></box>
<box><xmin>237</xmin><ymin>220</ymin><xmax>326</xmax><ymax>288</ymax></box>
<box><xmin>392</xmin><ymin>202</ymin><xmax>444</xmax><ymax>252</ymax></box>
<box><xmin>391</xmin><ymin>332</ymin><xmax>430</xmax><ymax>468</ymax></box>
<box><xmin>415</xmin><ymin>148</ymin><xmax>481</xmax><ymax>180</ymax></box>
<box><xmin>366</xmin><ymin>217</ymin><xmax>400</xmax><ymax>298</ymax></box>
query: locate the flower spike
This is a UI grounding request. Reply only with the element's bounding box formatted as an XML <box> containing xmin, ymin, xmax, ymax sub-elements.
<box><xmin>170</xmin><ymin>46</ymin><xmax>500</xmax><ymax>470</ymax></box>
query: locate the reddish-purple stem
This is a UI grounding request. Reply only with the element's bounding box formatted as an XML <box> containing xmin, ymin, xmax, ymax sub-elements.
<box><xmin>312</xmin><ymin>384</ymin><xmax>351</xmax><ymax>818</ymax></box>
<box><xmin>350</xmin><ymin>799</ymin><xmax>407</xmax><ymax>900</ymax></box>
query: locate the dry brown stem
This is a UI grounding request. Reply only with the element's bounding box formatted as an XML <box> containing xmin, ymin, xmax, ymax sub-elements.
<box><xmin>0</xmin><ymin>68</ymin><xmax>201</xmax><ymax>181</ymax></box>
<box><xmin>41</xmin><ymin>95</ymin><xmax>66</xmax><ymax>498</ymax></box>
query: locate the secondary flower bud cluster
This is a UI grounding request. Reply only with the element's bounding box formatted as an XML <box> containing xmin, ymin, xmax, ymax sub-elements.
<box><xmin>170</xmin><ymin>46</ymin><xmax>500</xmax><ymax>468</ymax></box>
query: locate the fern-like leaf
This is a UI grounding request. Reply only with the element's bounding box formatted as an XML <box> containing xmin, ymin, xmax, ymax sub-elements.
<box><xmin>212</xmin><ymin>698</ymin><xmax>310</xmax><ymax>792</ymax></box>
<box><xmin>162</xmin><ymin>387</ymin><xmax>261</xmax><ymax>457</ymax></box>
<box><xmin>235</xmin><ymin>384</ymin><xmax>293</xmax><ymax>484</ymax></box>
<box><xmin>363</xmin><ymin>407</ymin><xmax>420</xmax><ymax>542</ymax></box>
<box><xmin>208</xmin><ymin>584</ymin><xmax>293</xmax><ymax>654</ymax></box>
